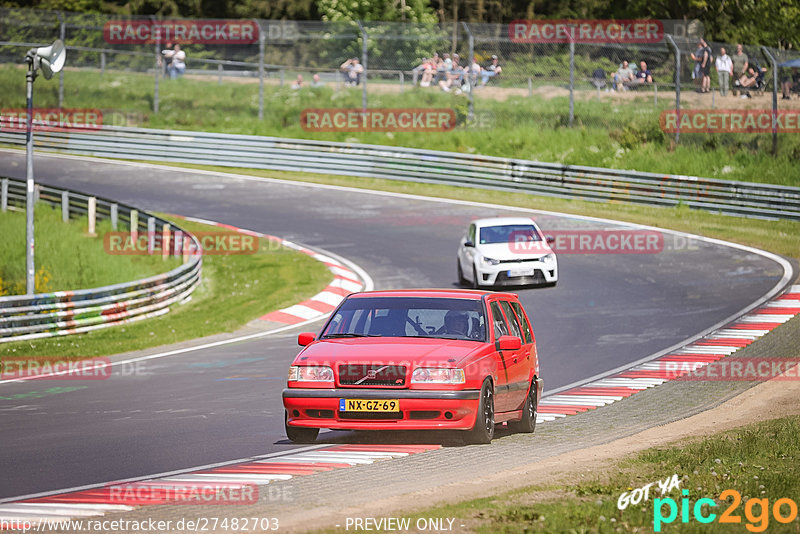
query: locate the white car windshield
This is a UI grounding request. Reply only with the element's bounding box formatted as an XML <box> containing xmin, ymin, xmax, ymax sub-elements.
<box><xmin>322</xmin><ymin>297</ymin><xmax>486</xmax><ymax>341</ymax></box>
<box><xmin>479</xmin><ymin>224</ymin><xmax>541</xmax><ymax>244</ymax></box>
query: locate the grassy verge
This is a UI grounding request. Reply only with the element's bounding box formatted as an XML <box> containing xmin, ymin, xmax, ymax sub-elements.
<box><xmin>1</xmin><ymin>65</ymin><xmax>799</xmax><ymax>186</ymax></box>
<box><xmin>144</xmin><ymin>163</ymin><xmax>800</xmax><ymax>261</ymax></box>
<box><xmin>0</xmin><ymin>204</ymin><xmax>178</xmax><ymax>295</ymax></box>
<box><xmin>361</xmin><ymin>415</ymin><xmax>800</xmax><ymax>533</ymax></box>
<box><xmin>0</xmin><ymin>214</ymin><xmax>332</xmax><ymax>359</ymax></box>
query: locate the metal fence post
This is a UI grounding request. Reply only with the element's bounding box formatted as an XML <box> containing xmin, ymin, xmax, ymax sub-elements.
<box><xmin>358</xmin><ymin>21</ymin><xmax>368</xmax><ymax>112</ymax></box>
<box><xmin>58</xmin><ymin>12</ymin><xmax>65</xmax><ymax>109</ymax></box>
<box><xmin>666</xmin><ymin>35</ymin><xmax>681</xmax><ymax>145</ymax></box>
<box><xmin>462</xmin><ymin>22</ymin><xmax>474</xmax><ymax>119</ymax></box>
<box><xmin>173</xmin><ymin>231</ymin><xmax>183</xmax><ymax>258</ymax></box>
<box><xmin>110</xmin><ymin>202</ymin><xmax>118</xmax><ymax>230</ymax></box>
<box><xmin>130</xmin><ymin>209</ymin><xmax>138</xmax><ymax>242</ymax></box>
<box><xmin>100</xmin><ymin>51</ymin><xmax>106</xmax><ymax>75</ymax></box>
<box><xmin>61</xmin><ymin>190</ymin><xmax>69</xmax><ymax>222</ymax></box>
<box><xmin>568</xmin><ymin>37</ymin><xmax>574</xmax><ymax>127</ymax></box>
<box><xmin>153</xmin><ymin>16</ymin><xmax>160</xmax><ymax>114</ymax></box>
<box><xmin>762</xmin><ymin>46</ymin><xmax>779</xmax><ymax>155</ymax></box>
<box><xmin>162</xmin><ymin>223</ymin><xmax>171</xmax><ymax>260</ymax></box>
<box><xmin>87</xmin><ymin>196</ymin><xmax>96</xmax><ymax>235</ymax></box>
<box><xmin>258</xmin><ymin>26</ymin><xmax>265</xmax><ymax>120</ymax></box>
<box><xmin>1</xmin><ymin>178</ymin><xmax>7</xmax><ymax>212</ymax></box>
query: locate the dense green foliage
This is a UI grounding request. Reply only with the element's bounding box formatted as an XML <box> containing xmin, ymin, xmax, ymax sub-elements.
<box><xmin>2</xmin><ymin>0</ymin><xmax>798</xmax><ymax>49</ymax></box>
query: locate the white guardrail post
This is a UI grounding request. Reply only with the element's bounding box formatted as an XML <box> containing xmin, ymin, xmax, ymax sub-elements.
<box><xmin>0</xmin><ymin>177</ymin><xmax>202</xmax><ymax>343</ymax></box>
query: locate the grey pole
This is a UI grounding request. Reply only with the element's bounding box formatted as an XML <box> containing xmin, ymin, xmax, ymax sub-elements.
<box><xmin>761</xmin><ymin>46</ymin><xmax>779</xmax><ymax>154</ymax></box>
<box><xmin>666</xmin><ymin>35</ymin><xmax>681</xmax><ymax>144</ymax></box>
<box><xmin>25</xmin><ymin>55</ymin><xmax>36</xmax><ymax>295</ymax></box>
<box><xmin>358</xmin><ymin>21</ymin><xmax>368</xmax><ymax>113</ymax></box>
<box><xmin>258</xmin><ymin>26</ymin><xmax>265</xmax><ymax>120</ymax></box>
<box><xmin>58</xmin><ymin>12</ymin><xmax>65</xmax><ymax>109</ymax></box>
<box><xmin>462</xmin><ymin>22</ymin><xmax>474</xmax><ymax>120</ymax></box>
<box><xmin>153</xmin><ymin>16</ymin><xmax>160</xmax><ymax>114</ymax></box>
<box><xmin>569</xmin><ymin>38</ymin><xmax>575</xmax><ymax>127</ymax></box>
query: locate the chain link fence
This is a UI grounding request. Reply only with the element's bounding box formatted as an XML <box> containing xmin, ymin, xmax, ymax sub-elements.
<box><xmin>2</xmin><ymin>7</ymin><xmax>799</xmax><ymax>157</ymax></box>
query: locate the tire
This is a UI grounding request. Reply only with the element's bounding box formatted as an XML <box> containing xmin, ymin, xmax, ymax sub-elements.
<box><xmin>465</xmin><ymin>379</ymin><xmax>494</xmax><ymax>444</ymax></box>
<box><xmin>285</xmin><ymin>412</ymin><xmax>319</xmax><ymax>443</ymax></box>
<box><xmin>508</xmin><ymin>380</ymin><xmax>537</xmax><ymax>434</ymax></box>
<box><xmin>472</xmin><ymin>265</ymin><xmax>481</xmax><ymax>289</ymax></box>
<box><xmin>457</xmin><ymin>260</ymin><xmax>467</xmax><ymax>286</ymax></box>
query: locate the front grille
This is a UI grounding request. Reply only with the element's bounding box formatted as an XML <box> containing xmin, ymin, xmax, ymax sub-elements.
<box><xmin>306</xmin><ymin>409</ymin><xmax>334</xmax><ymax>419</ymax></box>
<box><xmin>338</xmin><ymin>364</ymin><xmax>407</xmax><ymax>387</ymax></box>
<box><xmin>495</xmin><ymin>270</ymin><xmax>546</xmax><ymax>286</ymax></box>
<box><xmin>498</xmin><ymin>258</ymin><xmax>541</xmax><ymax>264</ymax></box>
<box><xmin>409</xmin><ymin>410</ymin><xmax>440</xmax><ymax>420</ymax></box>
<box><xmin>338</xmin><ymin>411</ymin><xmax>403</xmax><ymax>420</ymax></box>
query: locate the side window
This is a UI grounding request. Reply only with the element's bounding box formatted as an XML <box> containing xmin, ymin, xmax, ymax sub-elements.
<box><xmin>499</xmin><ymin>300</ymin><xmax>522</xmax><ymax>339</ymax></box>
<box><xmin>489</xmin><ymin>301</ymin><xmax>508</xmax><ymax>339</ymax></box>
<box><xmin>510</xmin><ymin>301</ymin><xmax>533</xmax><ymax>344</ymax></box>
<box><xmin>468</xmin><ymin>223</ymin><xmax>476</xmax><ymax>244</ymax></box>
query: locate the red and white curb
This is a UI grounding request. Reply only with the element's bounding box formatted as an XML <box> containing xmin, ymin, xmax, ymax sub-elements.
<box><xmin>175</xmin><ymin>216</ymin><xmax>366</xmax><ymax>325</ymax></box>
<box><xmin>0</xmin><ymin>446</ymin><xmax>438</xmax><ymax>525</ymax></box>
<box><xmin>536</xmin><ymin>284</ymin><xmax>800</xmax><ymax>423</ymax></box>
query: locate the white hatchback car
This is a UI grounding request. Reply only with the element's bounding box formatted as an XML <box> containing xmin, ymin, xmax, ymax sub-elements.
<box><xmin>457</xmin><ymin>217</ymin><xmax>558</xmax><ymax>288</ymax></box>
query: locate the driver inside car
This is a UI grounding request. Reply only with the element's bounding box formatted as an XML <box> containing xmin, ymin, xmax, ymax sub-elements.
<box><xmin>442</xmin><ymin>310</ymin><xmax>469</xmax><ymax>337</ymax></box>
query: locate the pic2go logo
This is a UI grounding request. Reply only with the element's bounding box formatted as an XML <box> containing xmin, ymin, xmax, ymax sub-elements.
<box><xmin>654</xmin><ymin>489</ymin><xmax>799</xmax><ymax>532</ymax></box>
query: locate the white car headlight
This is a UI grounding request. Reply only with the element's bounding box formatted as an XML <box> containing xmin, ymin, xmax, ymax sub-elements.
<box><xmin>542</xmin><ymin>253</ymin><xmax>555</xmax><ymax>262</ymax></box>
<box><xmin>411</xmin><ymin>367</ymin><xmax>465</xmax><ymax>384</ymax></box>
<box><xmin>288</xmin><ymin>365</ymin><xmax>334</xmax><ymax>382</ymax></box>
<box><xmin>482</xmin><ymin>256</ymin><xmax>500</xmax><ymax>266</ymax></box>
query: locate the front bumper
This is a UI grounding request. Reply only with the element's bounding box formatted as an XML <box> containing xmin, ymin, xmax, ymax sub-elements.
<box><xmin>283</xmin><ymin>387</ymin><xmax>481</xmax><ymax>431</ymax></box>
<box><xmin>476</xmin><ymin>259</ymin><xmax>558</xmax><ymax>287</ymax></box>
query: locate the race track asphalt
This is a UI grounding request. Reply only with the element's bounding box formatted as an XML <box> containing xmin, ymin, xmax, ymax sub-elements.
<box><xmin>0</xmin><ymin>152</ymin><xmax>788</xmax><ymax>499</ymax></box>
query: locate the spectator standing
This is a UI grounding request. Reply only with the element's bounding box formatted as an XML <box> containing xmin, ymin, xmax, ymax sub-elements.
<box><xmin>612</xmin><ymin>60</ymin><xmax>634</xmax><ymax>91</ymax></box>
<box><xmin>340</xmin><ymin>58</ymin><xmax>363</xmax><ymax>86</ymax></box>
<box><xmin>165</xmin><ymin>44</ymin><xmax>185</xmax><ymax>79</ymax></box>
<box><xmin>732</xmin><ymin>44</ymin><xmax>749</xmax><ymax>78</ymax></box>
<box><xmin>310</xmin><ymin>74</ymin><xmax>325</xmax><ymax>88</ymax></box>
<box><xmin>715</xmin><ymin>47</ymin><xmax>733</xmax><ymax>96</ymax></box>
<box><xmin>291</xmin><ymin>75</ymin><xmax>304</xmax><ymax>89</ymax></box>
<box><xmin>781</xmin><ymin>67</ymin><xmax>799</xmax><ymax>100</ymax></box>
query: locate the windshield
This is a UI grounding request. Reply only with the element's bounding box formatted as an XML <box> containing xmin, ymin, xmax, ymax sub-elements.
<box><xmin>322</xmin><ymin>297</ymin><xmax>486</xmax><ymax>342</ymax></box>
<box><xmin>479</xmin><ymin>224</ymin><xmax>541</xmax><ymax>245</ymax></box>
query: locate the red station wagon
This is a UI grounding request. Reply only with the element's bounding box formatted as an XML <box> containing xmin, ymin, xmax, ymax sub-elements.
<box><xmin>282</xmin><ymin>289</ymin><xmax>542</xmax><ymax>444</ymax></box>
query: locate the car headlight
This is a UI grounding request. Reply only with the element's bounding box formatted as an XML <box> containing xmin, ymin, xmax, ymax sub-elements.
<box><xmin>287</xmin><ymin>365</ymin><xmax>334</xmax><ymax>382</ymax></box>
<box><xmin>542</xmin><ymin>253</ymin><xmax>555</xmax><ymax>262</ymax></box>
<box><xmin>411</xmin><ymin>367</ymin><xmax>466</xmax><ymax>384</ymax></box>
<box><xmin>482</xmin><ymin>256</ymin><xmax>500</xmax><ymax>266</ymax></box>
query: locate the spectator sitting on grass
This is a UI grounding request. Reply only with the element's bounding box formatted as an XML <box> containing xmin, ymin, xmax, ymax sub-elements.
<box><xmin>480</xmin><ymin>55</ymin><xmax>502</xmax><ymax>86</ymax></box>
<box><xmin>611</xmin><ymin>60</ymin><xmax>634</xmax><ymax>91</ymax></box>
<box><xmin>291</xmin><ymin>75</ymin><xmax>304</xmax><ymax>89</ymax></box>
<box><xmin>781</xmin><ymin>67</ymin><xmax>799</xmax><ymax>100</ymax></box>
<box><xmin>340</xmin><ymin>57</ymin><xmax>363</xmax><ymax>86</ymax></box>
<box><xmin>628</xmin><ymin>60</ymin><xmax>653</xmax><ymax>87</ymax></box>
<box><xmin>416</xmin><ymin>57</ymin><xmax>435</xmax><ymax>87</ymax></box>
<box><xmin>310</xmin><ymin>74</ymin><xmax>324</xmax><ymax>88</ymax></box>
<box><xmin>440</xmin><ymin>54</ymin><xmax>465</xmax><ymax>92</ymax></box>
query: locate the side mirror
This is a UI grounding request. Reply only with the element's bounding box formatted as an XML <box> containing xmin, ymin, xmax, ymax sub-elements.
<box><xmin>464</xmin><ymin>241</ymin><xmax>475</xmax><ymax>248</ymax></box>
<box><xmin>545</xmin><ymin>235</ymin><xmax>555</xmax><ymax>244</ymax></box>
<box><xmin>298</xmin><ymin>332</ymin><xmax>316</xmax><ymax>346</ymax></box>
<box><xmin>497</xmin><ymin>335</ymin><xmax>522</xmax><ymax>351</ymax></box>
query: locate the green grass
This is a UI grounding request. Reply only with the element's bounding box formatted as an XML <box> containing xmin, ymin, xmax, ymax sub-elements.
<box><xmin>0</xmin><ymin>214</ymin><xmax>332</xmax><ymax>358</ymax></box>
<box><xmin>0</xmin><ymin>204</ymin><xmax>178</xmax><ymax>295</ymax></box>
<box><xmin>1</xmin><ymin>65</ymin><xmax>799</xmax><ymax>186</ymax></box>
<box><xmin>368</xmin><ymin>415</ymin><xmax>800</xmax><ymax>533</ymax></box>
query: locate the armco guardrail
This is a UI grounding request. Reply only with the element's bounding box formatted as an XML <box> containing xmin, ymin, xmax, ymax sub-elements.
<box><xmin>0</xmin><ymin>176</ymin><xmax>202</xmax><ymax>343</ymax></box>
<box><xmin>1</xmin><ymin>126</ymin><xmax>799</xmax><ymax>220</ymax></box>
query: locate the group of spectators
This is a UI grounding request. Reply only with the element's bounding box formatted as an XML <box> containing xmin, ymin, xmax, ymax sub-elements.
<box><xmin>609</xmin><ymin>60</ymin><xmax>653</xmax><ymax>91</ymax></box>
<box><xmin>159</xmin><ymin>43</ymin><xmax>186</xmax><ymax>79</ymax></box>
<box><xmin>414</xmin><ymin>53</ymin><xmax>502</xmax><ymax>92</ymax></box>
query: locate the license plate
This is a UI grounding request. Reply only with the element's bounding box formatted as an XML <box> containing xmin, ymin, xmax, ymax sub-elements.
<box><xmin>508</xmin><ymin>268</ymin><xmax>535</xmax><ymax>277</ymax></box>
<box><xmin>339</xmin><ymin>399</ymin><xmax>399</xmax><ymax>412</ymax></box>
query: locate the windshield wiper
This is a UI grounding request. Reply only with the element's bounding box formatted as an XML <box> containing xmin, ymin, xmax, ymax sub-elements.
<box><xmin>321</xmin><ymin>333</ymin><xmax>379</xmax><ymax>338</ymax></box>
